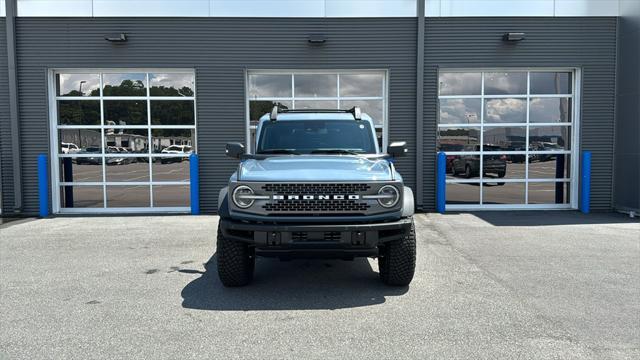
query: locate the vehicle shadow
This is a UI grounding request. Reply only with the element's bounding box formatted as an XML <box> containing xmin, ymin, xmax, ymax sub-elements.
<box><xmin>181</xmin><ymin>253</ymin><xmax>409</xmax><ymax>311</ymax></box>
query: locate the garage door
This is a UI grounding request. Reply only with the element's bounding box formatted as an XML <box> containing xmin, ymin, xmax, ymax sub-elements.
<box><xmin>246</xmin><ymin>70</ymin><xmax>388</xmax><ymax>151</ymax></box>
<box><xmin>437</xmin><ymin>69</ymin><xmax>579</xmax><ymax>210</ymax></box>
<box><xmin>50</xmin><ymin>70</ymin><xmax>196</xmax><ymax>213</ymax></box>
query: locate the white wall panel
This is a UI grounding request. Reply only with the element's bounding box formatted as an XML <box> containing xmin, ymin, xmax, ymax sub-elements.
<box><xmin>425</xmin><ymin>0</ymin><xmax>440</xmax><ymax>17</ymax></box>
<box><xmin>12</xmin><ymin>0</ymin><xmax>623</xmax><ymax>18</ymax></box>
<box><xmin>1</xmin><ymin>1</ymin><xmax>6</xmax><ymax>17</ymax></box>
<box><xmin>94</xmin><ymin>0</ymin><xmax>209</xmax><ymax>17</ymax></box>
<box><xmin>435</xmin><ymin>0</ymin><xmax>555</xmax><ymax>17</ymax></box>
<box><xmin>18</xmin><ymin>0</ymin><xmax>93</xmax><ymax>16</ymax></box>
<box><xmin>212</xmin><ymin>0</ymin><xmax>325</xmax><ymax>17</ymax></box>
<box><xmin>325</xmin><ymin>0</ymin><xmax>416</xmax><ymax>17</ymax></box>
<box><xmin>555</xmin><ymin>0</ymin><xmax>619</xmax><ymax>17</ymax></box>
<box><xmin>428</xmin><ymin>0</ymin><xmax>622</xmax><ymax>17</ymax></box>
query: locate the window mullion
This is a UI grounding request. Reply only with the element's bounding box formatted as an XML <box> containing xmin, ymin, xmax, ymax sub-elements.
<box><xmin>146</xmin><ymin>73</ymin><xmax>154</xmax><ymax>208</ymax></box>
<box><xmin>525</xmin><ymin>71</ymin><xmax>531</xmax><ymax>204</ymax></box>
<box><xmin>479</xmin><ymin>72</ymin><xmax>485</xmax><ymax>205</ymax></box>
<box><xmin>99</xmin><ymin>73</ymin><xmax>107</xmax><ymax>208</ymax></box>
<box><xmin>337</xmin><ymin>74</ymin><xmax>341</xmax><ymax>109</ymax></box>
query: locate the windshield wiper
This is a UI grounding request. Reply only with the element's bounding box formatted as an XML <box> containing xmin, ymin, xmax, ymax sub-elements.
<box><xmin>258</xmin><ymin>149</ymin><xmax>300</xmax><ymax>155</ymax></box>
<box><xmin>311</xmin><ymin>149</ymin><xmax>363</xmax><ymax>155</ymax></box>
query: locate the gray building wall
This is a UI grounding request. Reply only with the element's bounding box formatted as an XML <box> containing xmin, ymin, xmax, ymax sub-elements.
<box><xmin>0</xmin><ymin>17</ymin><xmax>619</xmax><ymax>214</ymax></box>
<box><xmin>615</xmin><ymin>2</ymin><xmax>640</xmax><ymax>213</ymax></box>
<box><xmin>3</xmin><ymin>18</ymin><xmax>417</xmax><ymax>215</ymax></box>
<box><xmin>423</xmin><ymin>17</ymin><xmax>618</xmax><ymax>211</ymax></box>
<box><xmin>0</xmin><ymin>18</ymin><xmax>9</xmax><ymax>213</ymax></box>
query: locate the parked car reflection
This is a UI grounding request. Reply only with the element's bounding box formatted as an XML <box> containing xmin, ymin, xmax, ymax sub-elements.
<box><xmin>535</xmin><ymin>142</ymin><xmax>564</xmax><ymax>162</ymax></box>
<box><xmin>159</xmin><ymin>145</ymin><xmax>192</xmax><ymax>164</ymax></box>
<box><xmin>451</xmin><ymin>145</ymin><xmax>507</xmax><ymax>179</ymax></box>
<box><xmin>76</xmin><ymin>147</ymin><xmax>101</xmax><ymax>165</ymax></box>
<box><xmin>106</xmin><ymin>146</ymin><xmax>135</xmax><ymax>166</ymax></box>
<box><xmin>438</xmin><ymin>143</ymin><xmax>464</xmax><ymax>173</ymax></box>
<box><xmin>61</xmin><ymin>142</ymin><xmax>80</xmax><ymax>154</ymax></box>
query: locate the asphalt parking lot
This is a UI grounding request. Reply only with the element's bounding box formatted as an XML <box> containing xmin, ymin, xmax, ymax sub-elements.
<box><xmin>1</xmin><ymin>212</ymin><xmax>638</xmax><ymax>359</ymax></box>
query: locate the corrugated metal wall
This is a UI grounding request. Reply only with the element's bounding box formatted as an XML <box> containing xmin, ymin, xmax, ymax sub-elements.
<box><xmin>422</xmin><ymin>17</ymin><xmax>618</xmax><ymax>211</ymax></box>
<box><xmin>0</xmin><ymin>17</ymin><xmax>619</xmax><ymax>214</ymax></box>
<box><xmin>5</xmin><ymin>18</ymin><xmax>417</xmax><ymax>214</ymax></box>
<box><xmin>0</xmin><ymin>18</ymin><xmax>11</xmax><ymax>214</ymax></box>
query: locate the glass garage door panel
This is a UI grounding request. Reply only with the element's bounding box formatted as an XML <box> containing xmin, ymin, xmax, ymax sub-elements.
<box><xmin>59</xmin><ymin>186</ymin><xmax>104</xmax><ymax>208</ymax></box>
<box><xmin>528</xmin><ymin>155</ymin><xmax>571</xmax><ymax>179</ymax></box>
<box><xmin>439</xmin><ymin>70</ymin><xmax>576</xmax><ymax>209</ymax></box>
<box><xmin>152</xmin><ymin>185</ymin><xmax>190</xmax><ymax>207</ymax></box>
<box><xmin>528</xmin><ymin>182</ymin><xmax>570</xmax><ymax>205</ymax></box>
<box><xmin>482</xmin><ymin>182</ymin><xmax>525</xmax><ymax>205</ymax></box>
<box><xmin>57</xmin><ymin>100</ymin><xmax>101</xmax><ymax>125</ymax></box>
<box><xmin>248</xmin><ymin>71</ymin><xmax>387</xmax><ymax>150</ymax></box>
<box><xmin>52</xmin><ymin>70</ymin><xmax>196</xmax><ymax>212</ymax></box>
<box><xmin>59</xmin><ymin>158</ymin><xmax>103</xmax><ymax>183</ymax></box>
<box><xmin>446</xmin><ymin>183</ymin><xmax>480</xmax><ymax>205</ymax></box>
<box><xmin>106</xmin><ymin>185</ymin><xmax>151</xmax><ymax>207</ymax></box>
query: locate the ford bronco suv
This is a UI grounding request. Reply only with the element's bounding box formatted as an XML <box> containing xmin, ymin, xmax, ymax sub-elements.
<box><xmin>217</xmin><ymin>107</ymin><xmax>416</xmax><ymax>287</ymax></box>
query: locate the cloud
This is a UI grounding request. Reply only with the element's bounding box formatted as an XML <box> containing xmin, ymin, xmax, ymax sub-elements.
<box><xmin>439</xmin><ymin>73</ymin><xmax>481</xmax><ymax>96</ymax></box>
<box><xmin>530</xmin><ymin>98</ymin><xmax>570</xmax><ymax>123</ymax></box>
<box><xmin>440</xmin><ymin>99</ymin><xmax>481</xmax><ymax>124</ymax></box>
<box><xmin>485</xmin><ymin>98</ymin><xmax>526</xmax><ymax>123</ymax></box>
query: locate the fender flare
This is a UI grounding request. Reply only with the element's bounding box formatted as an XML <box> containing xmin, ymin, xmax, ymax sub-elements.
<box><xmin>218</xmin><ymin>186</ymin><xmax>230</xmax><ymax>219</ymax></box>
<box><xmin>402</xmin><ymin>186</ymin><xmax>415</xmax><ymax>217</ymax></box>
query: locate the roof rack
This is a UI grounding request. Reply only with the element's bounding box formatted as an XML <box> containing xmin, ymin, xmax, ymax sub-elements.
<box><xmin>269</xmin><ymin>106</ymin><xmax>362</xmax><ymax>121</ymax></box>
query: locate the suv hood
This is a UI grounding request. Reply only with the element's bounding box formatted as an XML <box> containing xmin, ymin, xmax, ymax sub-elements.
<box><xmin>239</xmin><ymin>155</ymin><xmax>393</xmax><ymax>182</ymax></box>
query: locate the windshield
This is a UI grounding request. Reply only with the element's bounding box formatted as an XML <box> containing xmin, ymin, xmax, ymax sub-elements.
<box><xmin>256</xmin><ymin>120</ymin><xmax>377</xmax><ymax>155</ymax></box>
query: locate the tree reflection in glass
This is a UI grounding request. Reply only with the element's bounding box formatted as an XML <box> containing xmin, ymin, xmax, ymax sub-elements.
<box><xmin>150</xmin><ymin>73</ymin><xmax>195</xmax><ymax>97</ymax></box>
<box><xmin>103</xmin><ymin>73</ymin><xmax>146</xmax><ymax>96</ymax></box>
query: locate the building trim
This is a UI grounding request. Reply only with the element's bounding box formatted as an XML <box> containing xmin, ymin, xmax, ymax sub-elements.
<box><xmin>5</xmin><ymin>0</ymin><xmax>21</xmax><ymax>212</ymax></box>
<box><xmin>416</xmin><ymin>0</ymin><xmax>425</xmax><ymax>209</ymax></box>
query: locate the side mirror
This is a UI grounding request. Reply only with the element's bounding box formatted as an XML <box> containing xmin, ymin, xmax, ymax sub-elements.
<box><xmin>225</xmin><ymin>142</ymin><xmax>245</xmax><ymax>159</ymax></box>
<box><xmin>388</xmin><ymin>141</ymin><xmax>407</xmax><ymax>158</ymax></box>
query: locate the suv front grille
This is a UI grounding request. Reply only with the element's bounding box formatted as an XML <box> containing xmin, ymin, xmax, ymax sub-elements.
<box><xmin>261</xmin><ymin>183</ymin><xmax>371</xmax><ymax>214</ymax></box>
<box><xmin>263</xmin><ymin>199</ymin><xmax>369</xmax><ymax>213</ymax></box>
<box><xmin>262</xmin><ymin>183</ymin><xmax>370</xmax><ymax>195</ymax></box>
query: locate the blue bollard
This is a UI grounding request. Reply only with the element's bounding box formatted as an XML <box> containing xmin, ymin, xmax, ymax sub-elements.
<box><xmin>581</xmin><ymin>151</ymin><xmax>591</xmax><ymax>214</ymax></box>
<box><xmin>436</xmin><ymin>152</ymin><xmax>446</xmax><ymax>214</ymax></box>
<box><xmin>190</xmin><ymin>153</ymin><xmax>200</xmax><ymax>215</ymax></box>
<box><xmin>38</xmin><ymin>154</ymin><xmax>49</xmax><ymax>217</ymax></box>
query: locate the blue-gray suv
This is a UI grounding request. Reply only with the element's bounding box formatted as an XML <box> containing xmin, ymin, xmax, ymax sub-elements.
<box><xmin>217</xmin><ymin>107</ymin><xmax>416</xmax><ymax>286</ymax></box>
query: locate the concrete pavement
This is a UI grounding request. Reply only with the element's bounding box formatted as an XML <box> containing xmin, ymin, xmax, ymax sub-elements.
<box><xmin>0</xmin><ymin>212</ymin><xmax>638</xmax><ymax>359</ymax></box>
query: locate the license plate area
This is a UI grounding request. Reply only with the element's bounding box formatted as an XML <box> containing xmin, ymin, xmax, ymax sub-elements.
<box><xmin>291</xmin><ymin>231</ymin><xmax>342</xmax><ymax>242</ymax></box>
<box><xmin>254</xmin><ymin>230</ymin><xmax>373</xmax><ymax>246</ymax></box>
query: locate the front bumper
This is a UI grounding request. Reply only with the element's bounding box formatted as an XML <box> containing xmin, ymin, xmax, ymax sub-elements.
<box><xmin>219</xmin><ymin>217</ymin><xmax>412</xmax><ymax>256</ymax></box>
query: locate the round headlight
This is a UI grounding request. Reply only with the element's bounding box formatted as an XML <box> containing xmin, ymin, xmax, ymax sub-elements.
<box><xmin>378</xmin><ymin>185</ymin><xmax>400</xmax><ymax>208</ymax></box>
<box><xmin>232</xmin><ymin>185</ymin><xmax>255</xmax><ymax>209</ymax></box>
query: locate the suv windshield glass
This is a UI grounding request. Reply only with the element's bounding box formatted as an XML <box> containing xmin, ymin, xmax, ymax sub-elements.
<box><xmin>256</xmin><ymin>120</ymin><xmax>376</xmax><ymax>155</ymax></box>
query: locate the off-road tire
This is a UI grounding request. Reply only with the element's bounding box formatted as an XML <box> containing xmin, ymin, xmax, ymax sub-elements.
<box><xmin>378</xmin><ymin>220</ymin><xmax>416</xmax><ymax>286</ymax></box>
<box><xmin>464</xmin><ymin>165</ymin><xmax>472</xmax><ymax>179</ymax></box>
<box><xmin>216</xmin><ymin>227</ymin><xmax>255</xmax><ymax>287</ymax></box>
